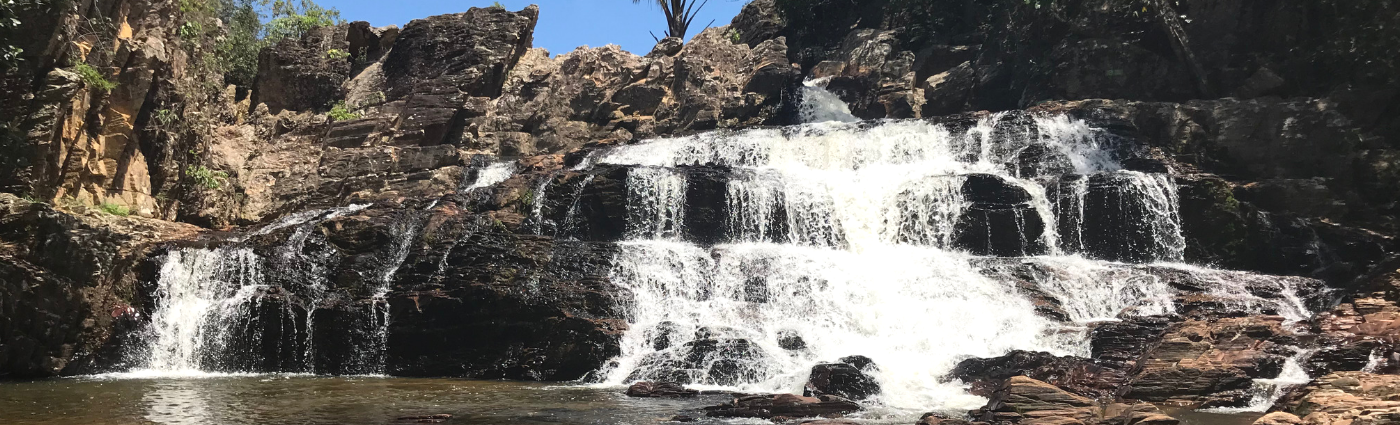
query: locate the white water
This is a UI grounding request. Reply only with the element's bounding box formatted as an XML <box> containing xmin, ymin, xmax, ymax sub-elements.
<box><xmin>1202</xmin><ymin>350</ymin><xmax>1313</xmax><ymax>413</ymax></box>
<box><xmin>128</xmin><ymin>205</ymin><xmax>372</xmax><ymax>378</ymax></box>
<box><xmin>464</xmin><ymin>161</ymin><xmax>517</xmax><ymax>191</ymax></box>
<box><xmin>800</xmin><ymin>78</ymin><xmax>859</xmax><ymax>123</ymax></box>
<box><xmin>584</xmin><ymin>113</ymin><xmax>1318</xmax><ymax>412</ymax></box>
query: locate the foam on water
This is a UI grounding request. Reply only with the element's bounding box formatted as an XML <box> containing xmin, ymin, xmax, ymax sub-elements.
<box><xmin>585</xmin><ymin>112</ymin><xmax>1320</xmax><ymax>413</ymax></box>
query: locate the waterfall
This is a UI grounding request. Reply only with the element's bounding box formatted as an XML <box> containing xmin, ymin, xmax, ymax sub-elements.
<box><xmin>800</xmin><ymin>79</ymin><xmax>859</xmax><ymax>123</ymax></box>
<box><xmin>1201</xmin><ymin>350</ymin><xmax>1313</xmax><ymax>413</ymax></box>
<box><xmin>128</xmin><ymin>204</ymin><xmax>372</xmax><ymax>377</ymax></box>
<box><xmin>463</xmin><ymin>161</ymin><xmax>517</xmax><ymax>192</ymax></box>
<box><xmin>581</xmin><ymin>113</ymin><xmax>1319</xmax><ymax>411</ymax></box>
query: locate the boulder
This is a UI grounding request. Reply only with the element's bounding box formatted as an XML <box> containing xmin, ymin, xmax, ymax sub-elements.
<box><xmin>973</xmin><ymin>376</ymin><xmax>1098</xmax><ymax>424</ymax></box>
<box><xmin>804</xmin><ymin>358</ymin><xmax>881</xmax><ymax>400</ymax></box>
<box><xmin>947</xmin><ymin>350</ymin><xmax>1127</xmax><ymax>399</ymax></box>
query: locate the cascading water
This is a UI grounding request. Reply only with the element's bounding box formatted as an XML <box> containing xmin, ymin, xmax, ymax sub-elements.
<box><xmin>463</xmin><ymin>161</ymin><xmax>517</xmax><ymax>192</ymax></box>
<box><xmin>129</xmin><ymin>204</ymin><xmax>373</xmax><ymax>376</ymax></box>
<box><xmin>1202</xmin><ymin>350</ymin><xmax>1314</xmax><ymax>413</ymax></box>
<box><xmin>578</xmin><ymin>110</ymin><xmax>1320</xmax><ymax>413</ymax></box>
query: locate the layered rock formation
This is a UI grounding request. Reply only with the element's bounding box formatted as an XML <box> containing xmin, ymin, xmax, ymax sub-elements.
<box><xmin>0</xmin><ymin>0</ymin><xmax>1397</xmax><ymax>424</ymax></box>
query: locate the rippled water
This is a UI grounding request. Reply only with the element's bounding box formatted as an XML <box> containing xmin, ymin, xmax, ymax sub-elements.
<box><xmin>0</xmin><ymin>377</ymin><xmax>746</xmax><ymax>425</ymax></box>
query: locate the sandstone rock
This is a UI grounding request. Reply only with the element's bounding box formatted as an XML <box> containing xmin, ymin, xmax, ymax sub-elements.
<box><xmin>1125</xmin><ymin>316</ymin><xmax>1297</xmax><ymax>406</ymax></box>
<box><xmin>1252</xmin><ymin>412</ymin><xmax>1302</xmax><ymax>425</ymax></box>
<box><xmin>1273</xmin><ymin>372</ymin><xmax>1400</xmax><ymax>425</ymax></box>
<box><xmin>974</xmin><ymin>376</ymin><xmax>1098</xmax><ymax>423</ymax></box>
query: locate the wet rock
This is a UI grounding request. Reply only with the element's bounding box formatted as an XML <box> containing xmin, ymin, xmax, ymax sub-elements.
<box><xmin>973</xmin><ymin>376</ymin><xmax>1098</xmax><ymax>424</ymax></box>
<box><xmin>777</xmin><ymin>330</ymin><xmax>807</xmax><ymax>350</ymax></box>
<box><xmin>947</xmin><ymin>350</ymin><xmax>1127</xmax><ymax>399</ymax></box>
<box><xmin>703</xmin><ymin>393</ymin><xmax>860</xmax><ymax>419</ymax></box>
<box><xmin>1124</xmin><ymin>316</ymin><xmax>1297</xmax><ymax>405</ymax></box>
<box><xmin>0</xmin><ymin>195</ymin><xmax>204</xmax><ymax>377</ymax></box>
<box><xmin>626</xmin><ymin>337</ymin><xmax>772</xmax><ymax>386</ymax></box>
<box><xmin>952</xmin><ymin>174</ymin><xmax>1048</xmax><ymax>256</ymax></box>
<box><xmin>1090</xmin><ymin>316</ymin><xmax>1172</xmax><ymax>370</ymax></box>
<box><xmin>626</xmin><ymin>381</ymin><xmax>698</xmax><ymax>398</ymax></box>
<box><xmin>804</xmin><ymin>359</ymin><xmax>881</xmax><ymax>400</ymax></box>
<box><xmin>1012</xmin><ymin>143</ymin><xmax>1074</xmax><ymax>179</ymax></box>
<box><xmin>917</xmin><ymin>413</ymin><xmax>975</xmax><ymax>425</ymax></box>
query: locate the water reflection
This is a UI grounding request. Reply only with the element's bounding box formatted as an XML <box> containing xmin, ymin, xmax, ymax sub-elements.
<box><xmin>0</xmin><ymin>376</ymin><xmax>743</xmax><ymax>425</ymax></box>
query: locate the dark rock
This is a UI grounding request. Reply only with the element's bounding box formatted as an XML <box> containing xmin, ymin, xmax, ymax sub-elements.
<box><xmin>626</xmin><ymin>381</ymin><xmax>699</xmax><ymax>398</ymax></box>
<box><xmin>254</xmin><ymin>24</ymin><xmax>352</xmax><ymax>113</ymax></box>
<box><xmin>947</xmin><ymin>350</ymin><xmax>1127</xmax><ymax>399</ymax></box>
<box><xmin>804</xmin><ymin>360</ymin><xmax>881</xmax><ymax>400</ymax></box>
<box><xmin>1012</xmin><ymin>143</ymin><xmax>1074</xmax><ymax>179</ymax></box>
<box><xmin>648</xmin><ymin>37</ymin><xmax>684</xmax><ymax>58</ymax></box>
<box><xmin>922</xmin><ymin>61</ymin><xmax>976</xmax><ymax>117</ymax></box>
<box><xmin>626</xmin><ymin>337</ymin><xmax>772</xmax><ymax>386</ymax></box>
<box><xmin>704</xmin><ymin>393</ymin><xmax>860</xmax><ymax>419</ymax></box>
<box><xmin>383</xmin><ymin>6</ymin><xmax>539</xmax><ymax>101</ymax></box>
<box><xmin>951</xmin><ymin>174</ymin><xmax>1047</xmax><ymax>256</ymax></box>
<box><xmin>777</xmin><ymin>330</ymin><xmax>807</xmax><ymax>350</ymax></box>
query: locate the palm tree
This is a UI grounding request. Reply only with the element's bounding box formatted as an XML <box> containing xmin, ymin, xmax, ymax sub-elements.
<box><xmin>632</xmin><ymin>0</ymin><xmax>711</xmax><ymax>40</ymax></box>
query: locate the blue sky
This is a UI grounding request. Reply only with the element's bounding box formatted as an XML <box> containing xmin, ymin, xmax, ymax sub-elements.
<box><xmin>323</xmin><ymin>0</ymin><xmax>750</xmax><ymax>55</ymax></box>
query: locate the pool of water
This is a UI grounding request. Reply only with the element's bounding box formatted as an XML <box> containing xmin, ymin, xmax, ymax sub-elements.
<box><xmin>0</xmin><ymin>376</ymin><xmax>754</xmax><ymax>425</ymax></box>
<box><xmin>0</xmin><ymin>375</ymin><xmax>1271</xmax><ymax>425</ymax></box>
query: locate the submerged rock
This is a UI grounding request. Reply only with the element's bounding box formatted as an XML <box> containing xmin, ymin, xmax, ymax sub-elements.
<box><xmin>703</xmin><ymin>393</ymin><xmax>860</xmax><ymax>419</ymax></box>
<box><xmin>625</xmin><ymin>381</ymin><xmax>698</xmax><ymax>398</ymax></box>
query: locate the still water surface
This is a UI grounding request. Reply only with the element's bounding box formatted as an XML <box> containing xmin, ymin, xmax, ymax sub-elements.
<box><xmin>0</xmin><ymin>376</ymin><xmax>1267</xmax><ymax>425</ymax></box>
<box><xmin>0</xmin><ymin>376</ymin><xmax>747</xmax><ymax>425</ymax></box>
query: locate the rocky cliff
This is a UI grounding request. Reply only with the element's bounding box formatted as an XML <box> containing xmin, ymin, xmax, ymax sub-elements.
<box><xmin>1</xmin><ymin>0</ymin><xmax>1399</xmax><ymax>422</ymax></box>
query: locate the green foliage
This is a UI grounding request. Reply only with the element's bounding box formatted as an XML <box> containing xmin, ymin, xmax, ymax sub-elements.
<box><xmin>154</xmin><ymin>108</ymin><xmax>178</xmax><ymax>126</ymax></box>
<box><xmin>490</xmin><ymin>1</ymin><xmax>506</xmax><ymax>8</ymax></box>
<box><xmin>263</xmin><ymin>0</ymin><xmax>344</xmax><ymax>44</ymax></box>
<box><xmin>325</xmin><ymin>48</ymin><xmax>349</xmax><ymax>60</ymax></box>
<box><xmin>71</xmin><ymin>63</ymin><xmax>117</xmax><ymax>91</ymax></box>
<box><xmin>0</xmin><ymin>0</ymin><xmax>56</xmax><ymax>70</ymax></box>
<box><xmin>327</xmin><ymin>100</ymin><xmax>359</xmax><ymax>121</ymax></box>
<box><xmin>98</xmin><ymin>202</ymin><xmax>130</xmax><ymax>216</ymax></box>
<box><xmin>728</xmin><ymin>27</ymin><xmax>741</xmax><ymax>44</ymax></box>
<box><xmin>185</xmin><ymin>165</ymin><xmax>229</xmax><ymax>189</ymax></box>
<box><xmin>179</xmin><ymin>20</ymin><xmax>204</xmax><ymax>40</ymax></box>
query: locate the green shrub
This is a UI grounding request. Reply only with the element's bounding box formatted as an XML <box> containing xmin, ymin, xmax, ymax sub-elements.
<box><xmin>327</xmin><ymin>101</ymin><xmax>359</xmax><ymax>121</ymax></box>
<box><xmin>264</xmin><ymin>0</ymin><xmax>344</xmax><ymax>44</ymax></box>
<box><xmin>325</xmin><ymin>48</ymin><xmax>349</xmax><ymax>60</ymax></box>
<box><xmin>99</xmin><ymin>202</ymin><xmax>130</xmax><ymax>216</ymax></box>
<box><xmin>71</xmin><ymin>63</ymin><xmax>117</xmax><ymax>92</ymax></box>
<box><xmin>185</xmin><ymin>165</ymin><xmax>229</xmax><ymax>189</ymax></box>
<box><xmin>179</xmin><ymin>21</ymin><xmax>204</xmax><ymax>40</ymax></box>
